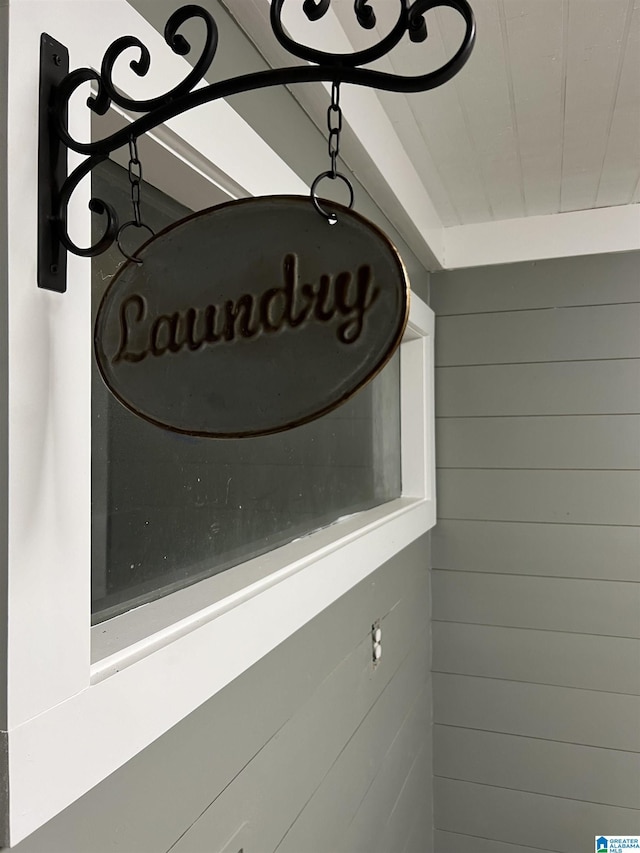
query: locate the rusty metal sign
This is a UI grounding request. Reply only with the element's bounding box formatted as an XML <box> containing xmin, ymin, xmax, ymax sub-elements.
<box><xmin>94</xmin><ymin>196</ymin><xmax>410</xmax><ymax>437</ymax></box>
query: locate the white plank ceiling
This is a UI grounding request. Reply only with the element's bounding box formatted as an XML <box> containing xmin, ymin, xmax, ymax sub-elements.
<box><xmin>379</xmin><ymin>0</ymin><xmax>640</xmax><ymax>225</ymax></box>
<box><xmin>219</xmin><ymin>0</ymin><xmax>639</xmax><ymax>267</ymax></box>
<box><xmin>341</xmin><ymin>0</ymin><xmax>640</xmax><ymax>226</ymax></box>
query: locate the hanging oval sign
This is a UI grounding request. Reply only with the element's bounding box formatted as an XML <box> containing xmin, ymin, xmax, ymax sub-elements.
<box><xmin>95</xmin><ymin>196</ymin><xmax>410</xmax><ymax>437</ymax></box>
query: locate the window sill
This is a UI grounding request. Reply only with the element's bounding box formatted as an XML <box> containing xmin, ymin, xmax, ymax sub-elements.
<box><xmin>91</xmin><ymin>495</ymin><xmax>433</xmax><ymax>679</ymax></box>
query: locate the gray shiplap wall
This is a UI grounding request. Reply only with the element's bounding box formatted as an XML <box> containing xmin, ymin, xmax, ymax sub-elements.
<box><xmin>430</xmin><ymin>251</ymin><xmax>640</xmax><ymax>853</ymax></box>
<box><xmin>9</xmin><ymin>536</ymin><xmax>432</xmax><ymax>853</ymax></box>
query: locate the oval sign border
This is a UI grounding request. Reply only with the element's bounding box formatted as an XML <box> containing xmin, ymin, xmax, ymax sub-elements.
<box><xmin>94</xmin><ymin>195</ymin><xmax>411</xmax><ymax>438</ymax></box>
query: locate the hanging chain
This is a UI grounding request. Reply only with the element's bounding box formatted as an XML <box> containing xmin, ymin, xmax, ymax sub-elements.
<box><xmin>128</xmin><ymin>135</ymin><xmax>143</xmax><ymax>227</ymax></box>
<box><xmin>311</xmin><ymin>81</ymin><xmax>354</xmax><ymax>223</ymax></box>
<box><xmin>327</xmin><ymin>81</ymin><xmax>343</xmax><ymax>178</ymax></box>
<box><xmin>116</xmin><ymin>135</ymin><xmax>154</xmax><ymax>264</ymax></box>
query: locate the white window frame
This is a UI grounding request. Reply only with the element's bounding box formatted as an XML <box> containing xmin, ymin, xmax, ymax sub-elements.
<box><xmin>3</xmin><ymin>0</ymin><xmax>435</xmax><ymax>844</ymax></box>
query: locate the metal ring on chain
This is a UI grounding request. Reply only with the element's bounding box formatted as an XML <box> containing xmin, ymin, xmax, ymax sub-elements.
<box><xmin>310</xmin><ymin>171</ymin><xmax>355</xmax><ymax>224</ymax></box>
<box><xmin>116</xmin><ymin>221</ymin><xmax>155</xmax><ymax>265</ymax></box>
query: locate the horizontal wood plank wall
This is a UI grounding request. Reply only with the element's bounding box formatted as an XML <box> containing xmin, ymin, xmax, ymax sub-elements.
<box><xmin>430</xmin><ymin>251</ymin><xmax>640</xmax><ymax>853</ymax></box>
<box><xmin>9</xmin><ymin>536</ymin><xmax>432</xmax><ymax>853</ymax></box>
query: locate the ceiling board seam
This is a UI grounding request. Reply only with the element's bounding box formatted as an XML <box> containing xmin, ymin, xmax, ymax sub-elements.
<box><xmin>593</xmin><ymin>0</ymin><xmax>637</xmax><ymax>208</ymax></box>
<box><xmin>559</xmin><ymin>0</ymin><xmax>570</xmax><ymax>212</ymax></box>
<box><xmin>435</xmin><ymin>5</ymin><xmax>495</xmax><ymax>221</ymax></box>
<box><xmin>374</xmin><ymin>15</ymin><xmax>464</xmax><ymax>227</ymax></box>
<box><xmin>497</xmin><ymin>0</ymin><xmax>527</xmax><ymax>216</ymax></box>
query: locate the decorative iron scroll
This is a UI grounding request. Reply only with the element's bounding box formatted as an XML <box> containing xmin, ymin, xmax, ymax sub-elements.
<box><xmin>39</xmin><ymin>0</ymin><xmax>475</xmax><ymax>290</ymax></box>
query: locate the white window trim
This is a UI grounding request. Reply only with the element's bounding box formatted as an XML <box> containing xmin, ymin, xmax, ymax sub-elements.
<box><xmin>3</xmin><ymin>0</ymin><xmax>435</xmax><ymax>844</ymax></box>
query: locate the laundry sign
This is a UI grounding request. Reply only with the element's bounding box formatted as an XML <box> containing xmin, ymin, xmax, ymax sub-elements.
<box><xmin>94</xmin><ymin>196</ymin><xmax>410</xmax><ymax>437</ymax></box>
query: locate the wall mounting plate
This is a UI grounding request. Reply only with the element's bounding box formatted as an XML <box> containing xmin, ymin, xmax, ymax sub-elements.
<box><xmin>38</xmin><ymin>33</ymin><xmax>69</xmax><ymax>292</ymax></box>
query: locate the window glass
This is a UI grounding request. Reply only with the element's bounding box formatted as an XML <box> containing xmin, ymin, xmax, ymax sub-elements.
<box><xmin>91</xmin><ymin>161</ymin><xmax>401</xmax><ymax>623</ymax></box>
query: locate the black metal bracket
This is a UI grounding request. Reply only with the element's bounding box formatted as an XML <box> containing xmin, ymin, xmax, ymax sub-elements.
<box><xmin>37</xmin><ymin>0</ymin><xmax>476</xmax><ymax>292</ymax></box>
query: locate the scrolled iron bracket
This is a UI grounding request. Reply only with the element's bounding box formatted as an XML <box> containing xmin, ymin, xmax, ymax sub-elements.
<box><xmin>38</xmin><ymin>0</ymin><xmax>475</xmax><ymax>292</ymax></box>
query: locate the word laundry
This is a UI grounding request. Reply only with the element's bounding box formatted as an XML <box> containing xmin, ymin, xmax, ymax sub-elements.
<box><xmin>113</xmin><ymin>254</ymin><xmax>380</xmax><ymax>364</ymax></box>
